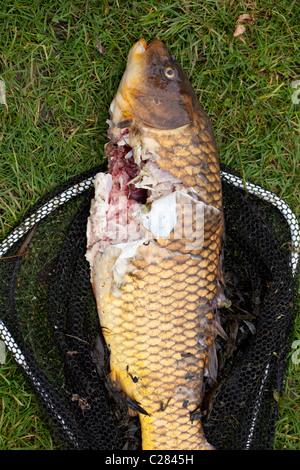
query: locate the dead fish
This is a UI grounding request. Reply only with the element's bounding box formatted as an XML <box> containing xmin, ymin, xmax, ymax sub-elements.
<box><xmin>86</xmin><ymin>39</ymin><xmax>226</xmax><ymax>450</ymax></box>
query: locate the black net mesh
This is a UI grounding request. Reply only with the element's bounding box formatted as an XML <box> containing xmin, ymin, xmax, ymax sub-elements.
<box><xmin>0</xmin><ymin>164</ymin><xmax>298</xmax><ymax>450</ymax></box>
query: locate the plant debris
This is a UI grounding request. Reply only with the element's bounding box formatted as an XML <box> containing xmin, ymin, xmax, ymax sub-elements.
<box><xmin>234</xmin><ymin>13</ymin><xmax>255</xmax><ymax>42</ymax></box>
<box><xmin>96</xmin><ymin>39</ymin><xmax>106</xmax><ymax>55</ymax></box>
<box><xmin>0</xmin><ymin>80</ymin><xmax>8</xmax><ymax>111</ymax></box>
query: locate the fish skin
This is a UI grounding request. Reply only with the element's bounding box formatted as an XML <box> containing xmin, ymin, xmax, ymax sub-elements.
<box><xmin>86</xmin><ymin>39</ymin><xmax>225</xmax><ymax>450</ymax></box>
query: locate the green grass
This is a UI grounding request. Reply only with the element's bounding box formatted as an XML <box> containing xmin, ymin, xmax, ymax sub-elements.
<box><xmin>275</xmin><ymin>361</ymin><xmax>300</xmax><ymax>450</ymax></box>
<box><xmin>0</xmin><ymin>355</ymin><xmax>54</xmax><ymax>449</ymax></box>
<box><xmin>0</xmin><ymin>0</ymin><xmax>299</xmax><ymax>449</ymax></box>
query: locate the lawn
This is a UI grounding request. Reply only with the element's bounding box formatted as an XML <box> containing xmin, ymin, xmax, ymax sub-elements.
<box><xmin>0</xmin><ymin>0</ymin><xmax>299</xmax><ymax>450</ymax></box>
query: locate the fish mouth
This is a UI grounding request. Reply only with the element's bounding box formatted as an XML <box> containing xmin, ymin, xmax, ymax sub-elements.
<box><xmin>109</xmin><ymin>38</ymin><xmax>172</xmax><ymax>128</ymax></box>
<box><xmin>110</xmin><ymin>38</ymin><xmax>194</xmax><ymax>132</ymax></box>
<box><xmin>109</xmin><ymin>39</ymin><xmax>148</xmax><ymax>125</ymax></box>
<box><xmin>133</xmin><ymin>38</ymin><xmax>147</xmax><ymax>53</ymax></box>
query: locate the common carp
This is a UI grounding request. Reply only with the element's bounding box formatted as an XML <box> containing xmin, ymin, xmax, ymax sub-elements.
<box><xmin>86</xmin><ymin>39</ymin><xmax>226</xmax><ymax>450</ymax></box>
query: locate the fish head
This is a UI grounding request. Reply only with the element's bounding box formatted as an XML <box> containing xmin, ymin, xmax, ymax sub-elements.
<box><xmin>110</xmin><ymin>39</ymin><xmax>201</xmax><ymax>131</ymax></box>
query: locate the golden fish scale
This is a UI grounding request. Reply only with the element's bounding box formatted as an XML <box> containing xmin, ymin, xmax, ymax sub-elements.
<box><xmin>152</xmin><ymin>121</ymin><xmax>222</xmax><ymax>210</ymax></box>
<box><xmin>92</xmin><ymin>120</ymin><xmax>223</xmax><ymax>450</ymax></box>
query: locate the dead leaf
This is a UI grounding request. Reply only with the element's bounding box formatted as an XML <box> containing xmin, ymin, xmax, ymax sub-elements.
<box><xmin>0</xmin><ymin>80</ymin><xmax>8</xmax><ymax>110</ymax></box>
<box><xmin>234</xmin><ymin>24</ymin><xmax>246</xmax><ymax>38</ymax></box>
<box><xmin>237</xmin><ymin>13</ymin><xmax>255</xmax><ymax>25</ymax></box>
<box><xmin>273</xmin><ymin>389</ymin><xmax>283</xmax><ymax>413</ymax></box>
<box><xmin>96</xmin><ymin>39</ymin><xmax>106</xmax><ymax>55</ymax></box>
<box><xmin>71</xmin><ymin>394</ymin><xmax>91</xmax><ymax>411</ymax></box>
<box><xmin>233</xmin><ymin>13</ymin><xmax>254</xmax><ymax>42</ymax></box>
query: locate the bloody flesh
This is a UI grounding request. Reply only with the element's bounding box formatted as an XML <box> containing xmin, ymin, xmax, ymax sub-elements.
<box><xmin>107</xmin><ymin>142</ymin><xmax>148</xmax><ymax>206</ymax></box>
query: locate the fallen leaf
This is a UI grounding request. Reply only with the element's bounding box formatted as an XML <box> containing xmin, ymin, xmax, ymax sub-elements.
<box><xmin>96</xmin><ymin>39</ymin><xmax>106</xmax><ymax>55</ymax></box>
<box><xmin>237</xmin><ymin>13</ymin><xmax>255</xmax><ymax>25</ymax></box>
<box><xmin>71</xmin><ymin>394</ymin><xmax>91</xmax><ymax>411</ymax></box>
<box><xmin>0</xmin><ymin>80</ymin><xmax>8</xmax><ymax>110</ymax></box>
<box><xmin>273</xmin><ymin>389</ymin><xmax>283</xmax><ymax>413</ymax></box>
<box><xmin>234</xmin><ymin>24</ymin><xmax>246</xmax><ymax>38</ymax></box>
<box><xmin>0</xmin><ymin>340</ymin><xmax>5</xmax><ymax>364</ymax></box>
<box><xmin>243</xmin><ymin>319</ymin><xmax>256</xmax><ymax>335</ymax></box>
<box><xmin>233</xmin><ymin>12</ymin><xmax>254</xmax><ymax>42</ymax></box>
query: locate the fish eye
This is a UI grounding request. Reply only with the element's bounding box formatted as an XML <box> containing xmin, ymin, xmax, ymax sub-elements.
<box><xmin>164</xmin><ymin>66</ymin><xmax>176</xmax><ymax>79</ymax></box>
